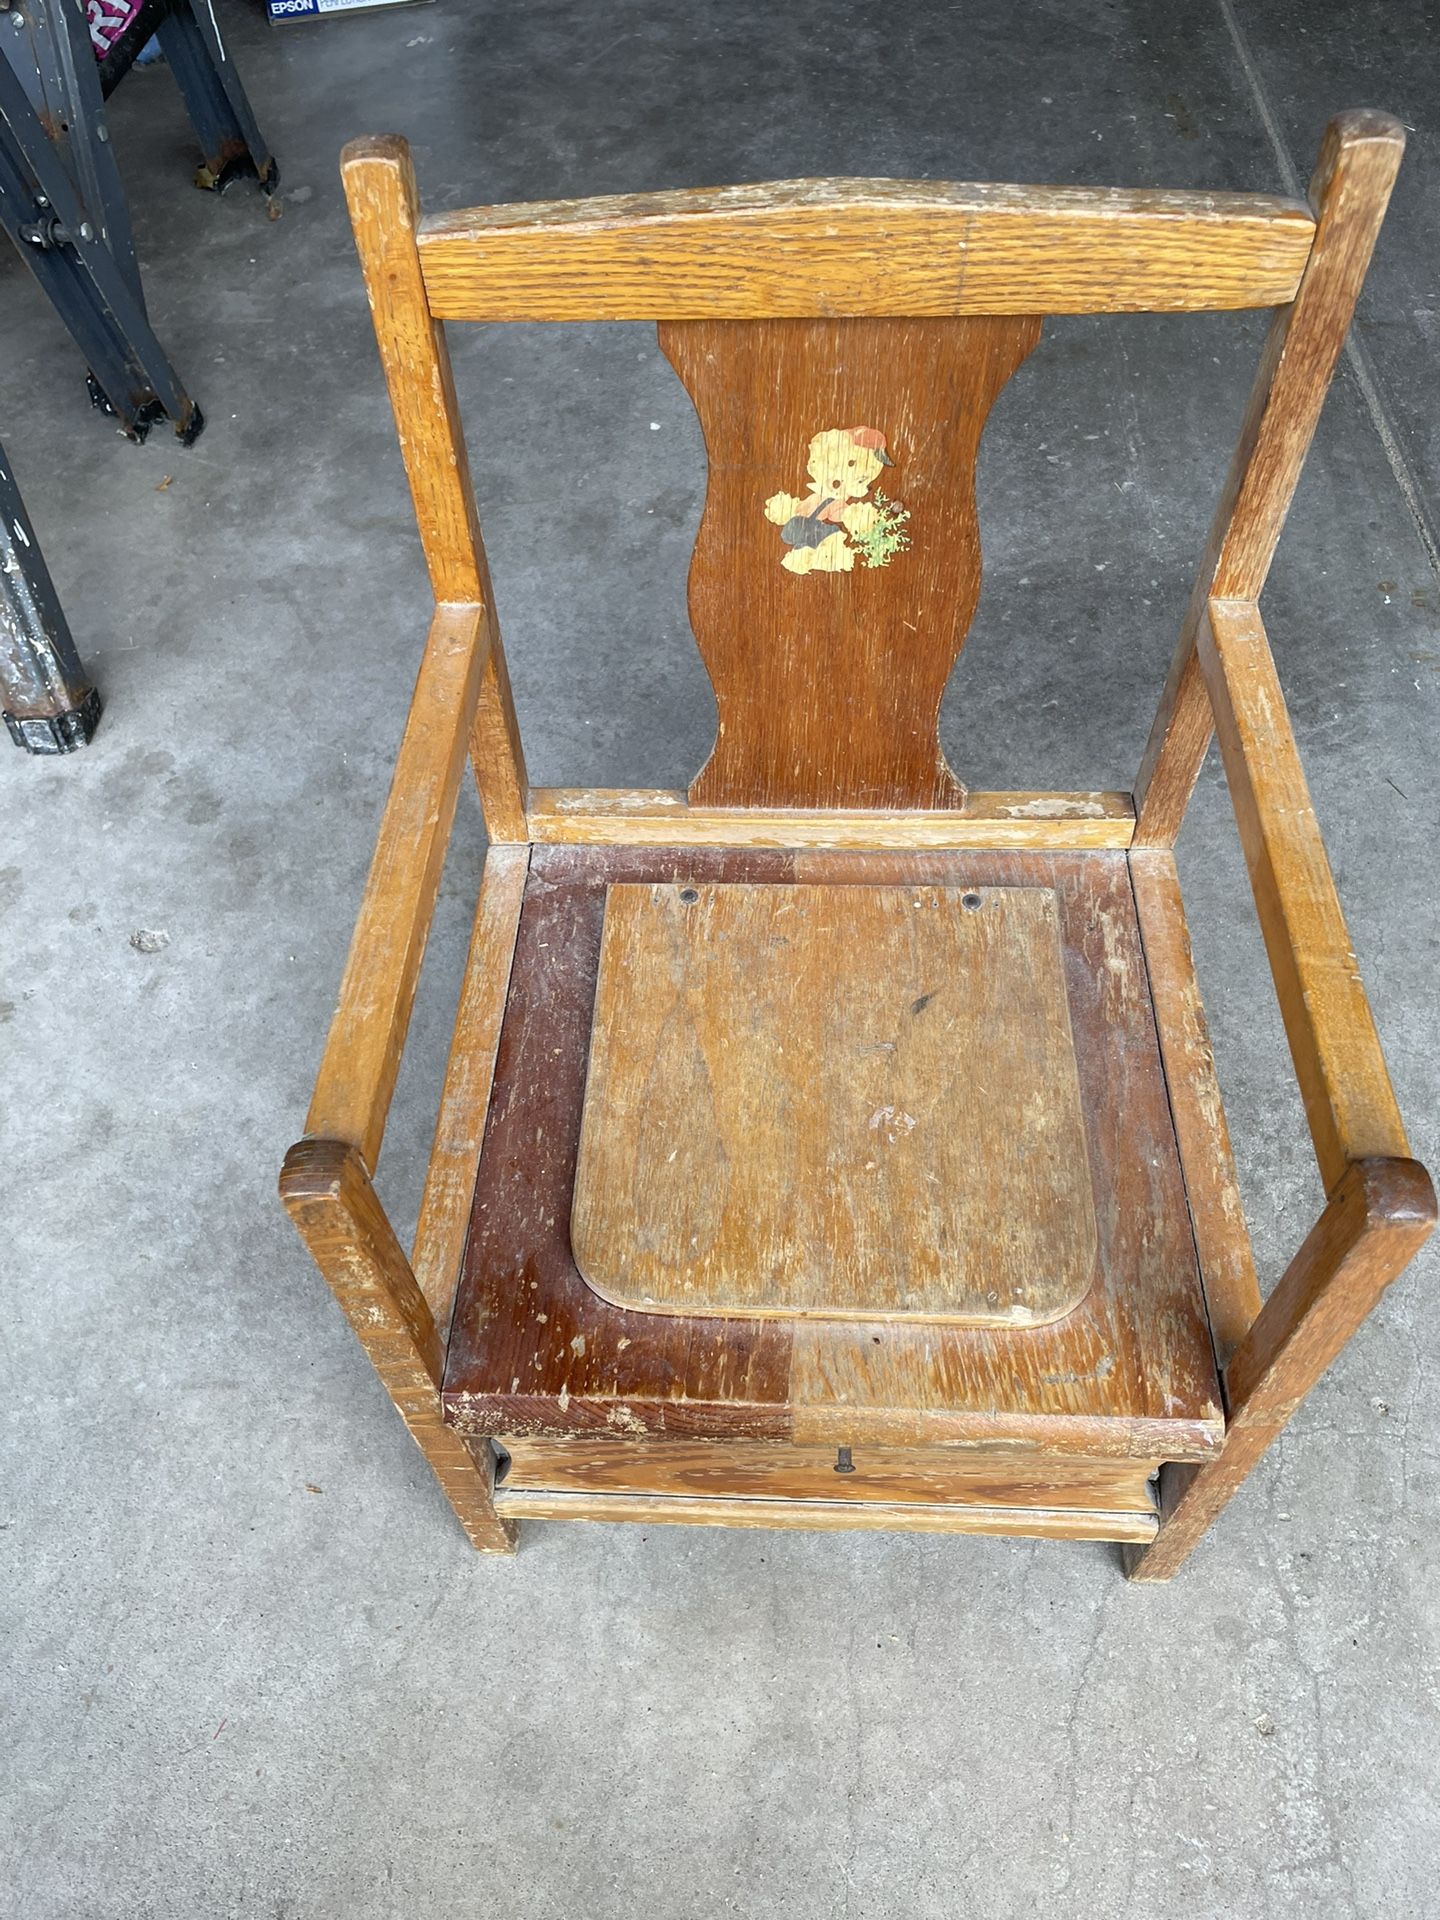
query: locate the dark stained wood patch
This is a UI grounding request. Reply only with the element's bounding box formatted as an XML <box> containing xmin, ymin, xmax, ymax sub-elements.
<box><xmin>446</xmin><ymin>845</ymin><xmax>798</xmax><ymax>1438</ymax></box>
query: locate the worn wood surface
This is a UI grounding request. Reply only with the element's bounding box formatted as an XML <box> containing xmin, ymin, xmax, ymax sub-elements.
<box><xmin>572</xmin><ymin>880</ymin><xmax>1098</xmax><ymax>1325</ymax></box>
<box><xmin>493</xmin><ymin>1487</ymin><xmax>1156</xmax><ymax>1541</ymax></box>
<box><xmin>661</xmin><ymin>315</ymin><xmax>1039</xmax><ymax>809</ymax></box>
<box><xmin>1129</xmin><ymin>848</ymin><xmax>1262</xmax><ymax>1366</ymax></box>
<box><xmin>782</xmin><ymin>848</ymin><xmax>1221</xmax><ymax>1451</ymax></box>
<box><xmin>279</xmin><ymin>1139</ymin><xmax>516</xmax><ymax>1552</ymax></box>
<box><xmin>411</xmin><ymin>844</ymin><xmax>531</xmax><ymax>1334</ymax></box>
<box><xmin>526</xmin><ymin>788</ymin><xmax>1136</xmax><ymax>848</ymax></box>
<box><xmin>304</xmin><ymin>603</ymin><xmax>490</xmax><ymax>1175</ymax></box>
<box><xmin>1128</xmin><ymin>1156</ymin><xmax>1434</xmax><ymax>1580</ymax></box>
<box><xmin>341</xmin><ymin>134</ymin><xmax>527</xmax><ymax>841</ymax></box>
<box><xmin>452</xmin><ymin>846</ymin><xmax>797</xmax><ymax>1442</ymax></box>
<box><xmin>1199</xmin><ymin>599</ymin><xmax>1409</xmax><ymax>1191</ymax></box>
<box><xmin>304</xmin><ymin>126</ymin><xmax>1428</xmax><ymax>1568</ymax></box>
<box><xmin>417</xmin><ymin>177</ymin><xmax>1314</xmax><ymax>321</ymax></box>
<box><xmin>445</xmin><ymin>845</ymin><xmax>1222</xmax><ymax>1459</ymax></box>
<box><xmin>1133</xmin><ymin>111</ymin><xmax>1404</xmax><ymax>845</ymax></box>
<box><xmin>499</xmin><ymin>1438</ymin><xmax>1158</xmax><ymax>1510</ymax></box>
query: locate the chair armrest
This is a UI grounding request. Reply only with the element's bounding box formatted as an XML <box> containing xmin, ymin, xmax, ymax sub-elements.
<box><xmin>279</xmin><ymin>1136</ymin><xmax>516</xmax><ymax>1551</ymax></box>
<box><xmin>279</xmin><ymin>1137</ymin><xmax>443</xmax><ymax>1388</ymax></box>
<box><xmin>1224</xmin><ymin>1155</ymin><xmax>1434</xmax><ymax>1417</ymax></box>
<box><xmin>1129</xmin><ymin>1153</ymin><xmax>1433</xmax><ymax>1582</ymax></box>
<box><xmin>302</xmin><ymin>601</ymin><xmax>491</xmax><ymax>1174</ymax></box>
<box><xmin>1198</xmin><ymin>596</ymin><xmax>1411</xmax><ymax>1193</ymax></box>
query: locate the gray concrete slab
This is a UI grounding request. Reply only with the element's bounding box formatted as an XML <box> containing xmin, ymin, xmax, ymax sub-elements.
<box><xmin>2</xmin><ymin>3</ymin><xmax>1437</xmax><ymax>1915</ymax></box>
<box><xmin>1227</xmin><ymin>0</ymin><xmax>1440</xmax><ymax>563</ymax></box>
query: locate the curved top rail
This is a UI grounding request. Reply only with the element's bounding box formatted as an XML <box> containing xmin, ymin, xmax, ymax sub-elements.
<box><xmin>415</xmin><ymin>175</ymin><xmax>1316</xmax><ymax>321</ymax></box>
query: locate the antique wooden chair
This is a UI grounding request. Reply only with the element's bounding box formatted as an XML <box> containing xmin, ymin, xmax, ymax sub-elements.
<box><xmin>280</xmin><ymin>115</ymin><xmax>1433</xmax><ymax>1580</ymax></box>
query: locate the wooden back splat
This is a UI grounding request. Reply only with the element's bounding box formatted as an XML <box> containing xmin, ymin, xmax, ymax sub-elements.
<box><xmin>660</xmin><ymin>316</ymin><xmax>1040</xmax><ymax>810</ymax></box>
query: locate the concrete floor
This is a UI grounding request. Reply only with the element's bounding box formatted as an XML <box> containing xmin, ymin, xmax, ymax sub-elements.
<box><xmin>3</xmin><ymin>2</ymin><xmax>1438</xmax><ymax>1913</ymax></box>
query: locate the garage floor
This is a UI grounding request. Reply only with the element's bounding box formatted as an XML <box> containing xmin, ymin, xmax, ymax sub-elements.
<box><xmin>4</xmin><ymin>3</ymin><xmax>1439</xmax><ymax>1914</ymax></box>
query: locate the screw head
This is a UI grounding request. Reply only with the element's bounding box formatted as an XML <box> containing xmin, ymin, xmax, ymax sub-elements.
<box><xmin>96</xmin><ymin>123</ymin><xmax>109</xmax><ymax>142</ymax></box>
<box><xmin>9</xmin><ymin>12</ymin><xmax>25</xmax><ymax>29</ymax></box>
<box><xmin>77</xmin><ymin>221</ymin><xmax>93</xmax><ymax>241</ymax></box>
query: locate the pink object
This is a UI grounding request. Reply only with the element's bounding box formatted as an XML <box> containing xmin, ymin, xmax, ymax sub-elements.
<box><xmin>86</xmin><ymin>0</ymin><xmax>146</xmax><ymax>58</ymax></box>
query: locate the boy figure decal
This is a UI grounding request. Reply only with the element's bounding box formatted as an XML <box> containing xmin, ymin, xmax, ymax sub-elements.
<box><xmin>764</xmin><ymin>425</ymin><xmax>911</xmax><ymax>574</ymax></box>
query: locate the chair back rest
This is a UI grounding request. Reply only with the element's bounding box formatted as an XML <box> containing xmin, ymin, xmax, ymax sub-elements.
<box><xmin>343</xmin><ymin>123</ymin><xmax>1399</xmax><ymax>825</ymax></box>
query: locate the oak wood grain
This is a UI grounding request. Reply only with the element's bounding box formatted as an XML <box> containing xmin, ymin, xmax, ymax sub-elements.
<box><xmin>525</xmin><ymin>788</ymin><xmax>1136</xmax><ymax>849</ymax></box>
<box><xmin>304</xmin><ymin>603</ymin><xmax>490</xmax><ymax>1175</ymax></box>
<box><xmin>341</xmin><ymin>134</ymin><xmax>527</xmax><ymax>840</ymax></box>
<box><xmin>411</xmin><ymin>843</ymin><xmax>531</xmax><ymax>1334</ymax></box>
<box><xmin>662</xmin><ymin>314</ymin><xmax>1040</xmax><ymax>809</ymax></box>
<box><xmin>492</xmin><ymin>1487</ymin><xmax>1157</xmax><ymax>1541</ymax></box>
<box><xmin>450</xmin><ymin>845</ymin><xmax>800</xmax><ymax>1442</ymax></box>
<box><xmin>783</xmin><ymin>849</ymin><xmax>1223</xmax><ymax>1455</ymax></box>
<box><xmin>312</xmin><ymin>127</ymin><xmax>1425</xmax><ymax>1573</ymax></box>
<box><xmin>1133</xmin><ymin>111</ymin><xmax>1405</xmax><ymax>845</ymax></box>
<box><xmin>1199</xmin><ymin>599</ymin><xmax>1409</xmax><ymax>1191</ymax></box>
<box><xmin>1127</xmin><ymin>1156</ymin><xmax>1434</xmax><ymax>1580</ymax></box>
<box><xmin>279</xmin><ymin>1139</ymin><xmax>516</xmax><ymax>1552</ymax></box>
<box><xmin>444</xmin><ymin>845</ymin><xmax>1224</xmax><ymax>1460</ymax></box>
<box><xmin>417</xmin><ymin>177</ymin><xmax>1314</xmax><ymax>321</ymax></box>
<box><xmin>1129</xmin><ymin>847</ymin><xmax>1262</xmax><ymax>1366</ymax></box>
<box><xmin>499</xmin><ymin>1438</ymin><xmax>1159</xmax><ymax>1511</ymax></box>
<box><xmin>572</xmin><ymin>881</ymin><xmax>1098</xmax><ymax>1325</ymax></box>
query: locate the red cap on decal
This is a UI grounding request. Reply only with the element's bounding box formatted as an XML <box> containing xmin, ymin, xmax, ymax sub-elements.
<box><xmin>848</xmin><ymin>426</ymin><xmax>893</xmax><ymax>465</ymax></box>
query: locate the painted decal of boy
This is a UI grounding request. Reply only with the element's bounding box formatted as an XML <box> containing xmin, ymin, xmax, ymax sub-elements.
<box><xmin>763</xmin><ymin>425</ymin><xmax>908</xmax><ymax>574</ymax></box>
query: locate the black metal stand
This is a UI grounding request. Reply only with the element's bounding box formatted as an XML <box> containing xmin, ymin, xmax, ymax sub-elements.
<box><xmin>150</xmin><ymin>3</ymin><xmax>278</xmax><ymax>195</ymax></box>
<box><xmin>0</xmin><ymin>0</ymin><xmax>279</xmax><ymax>751</ymax></box>
<box><xmin>0</xmin><ymin>0</ymin><xmax>276</xmax><ymax>444</ymax></box>
<box><xmin>0</xmin><ymin>434</ymin><xmax>101</xmax><ymax>752</ymax></box>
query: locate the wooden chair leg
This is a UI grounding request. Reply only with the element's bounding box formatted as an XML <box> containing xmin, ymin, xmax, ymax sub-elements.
<box><xmin>279</xmin><ymin>1138</ymin><xmax>517</xmax><ymax>1554</ymax></box>
<box><xmin>1126</xmin><ymin>1157</ymin><xmax>1433</xmax><ymax>1581</ymax></box>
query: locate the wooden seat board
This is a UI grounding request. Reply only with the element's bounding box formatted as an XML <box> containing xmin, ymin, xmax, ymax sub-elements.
<box><xmin>571</xmin><ymin>880</ymin><xmax>1099</xmax><ymax>1326</ymax></box>
<box><xmin>443</xmin><ymin>845</ymin><xmax>1224</xmax><ymax>1459</ymax></box>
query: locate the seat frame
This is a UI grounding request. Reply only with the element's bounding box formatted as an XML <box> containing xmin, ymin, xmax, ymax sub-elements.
<box><xmin>280</xmin><ymin>116</ymin><xmax>1434</xmax><ymax>1580</ymax></box>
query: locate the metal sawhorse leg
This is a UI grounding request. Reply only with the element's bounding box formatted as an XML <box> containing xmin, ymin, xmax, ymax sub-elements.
<box><xmin>0</xmin><ymin>0</ymin><xmax>278</xmax><ymax>749</ymax></box>
<box><xmin>0</xmin><ymin>0</ymin><xmax>276</xmax><ymax>443</ymax></box>
<box><xmin>0</xmin><ymin>434</ymin><xmax>100</xmax><ymax>751</ymax></box>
